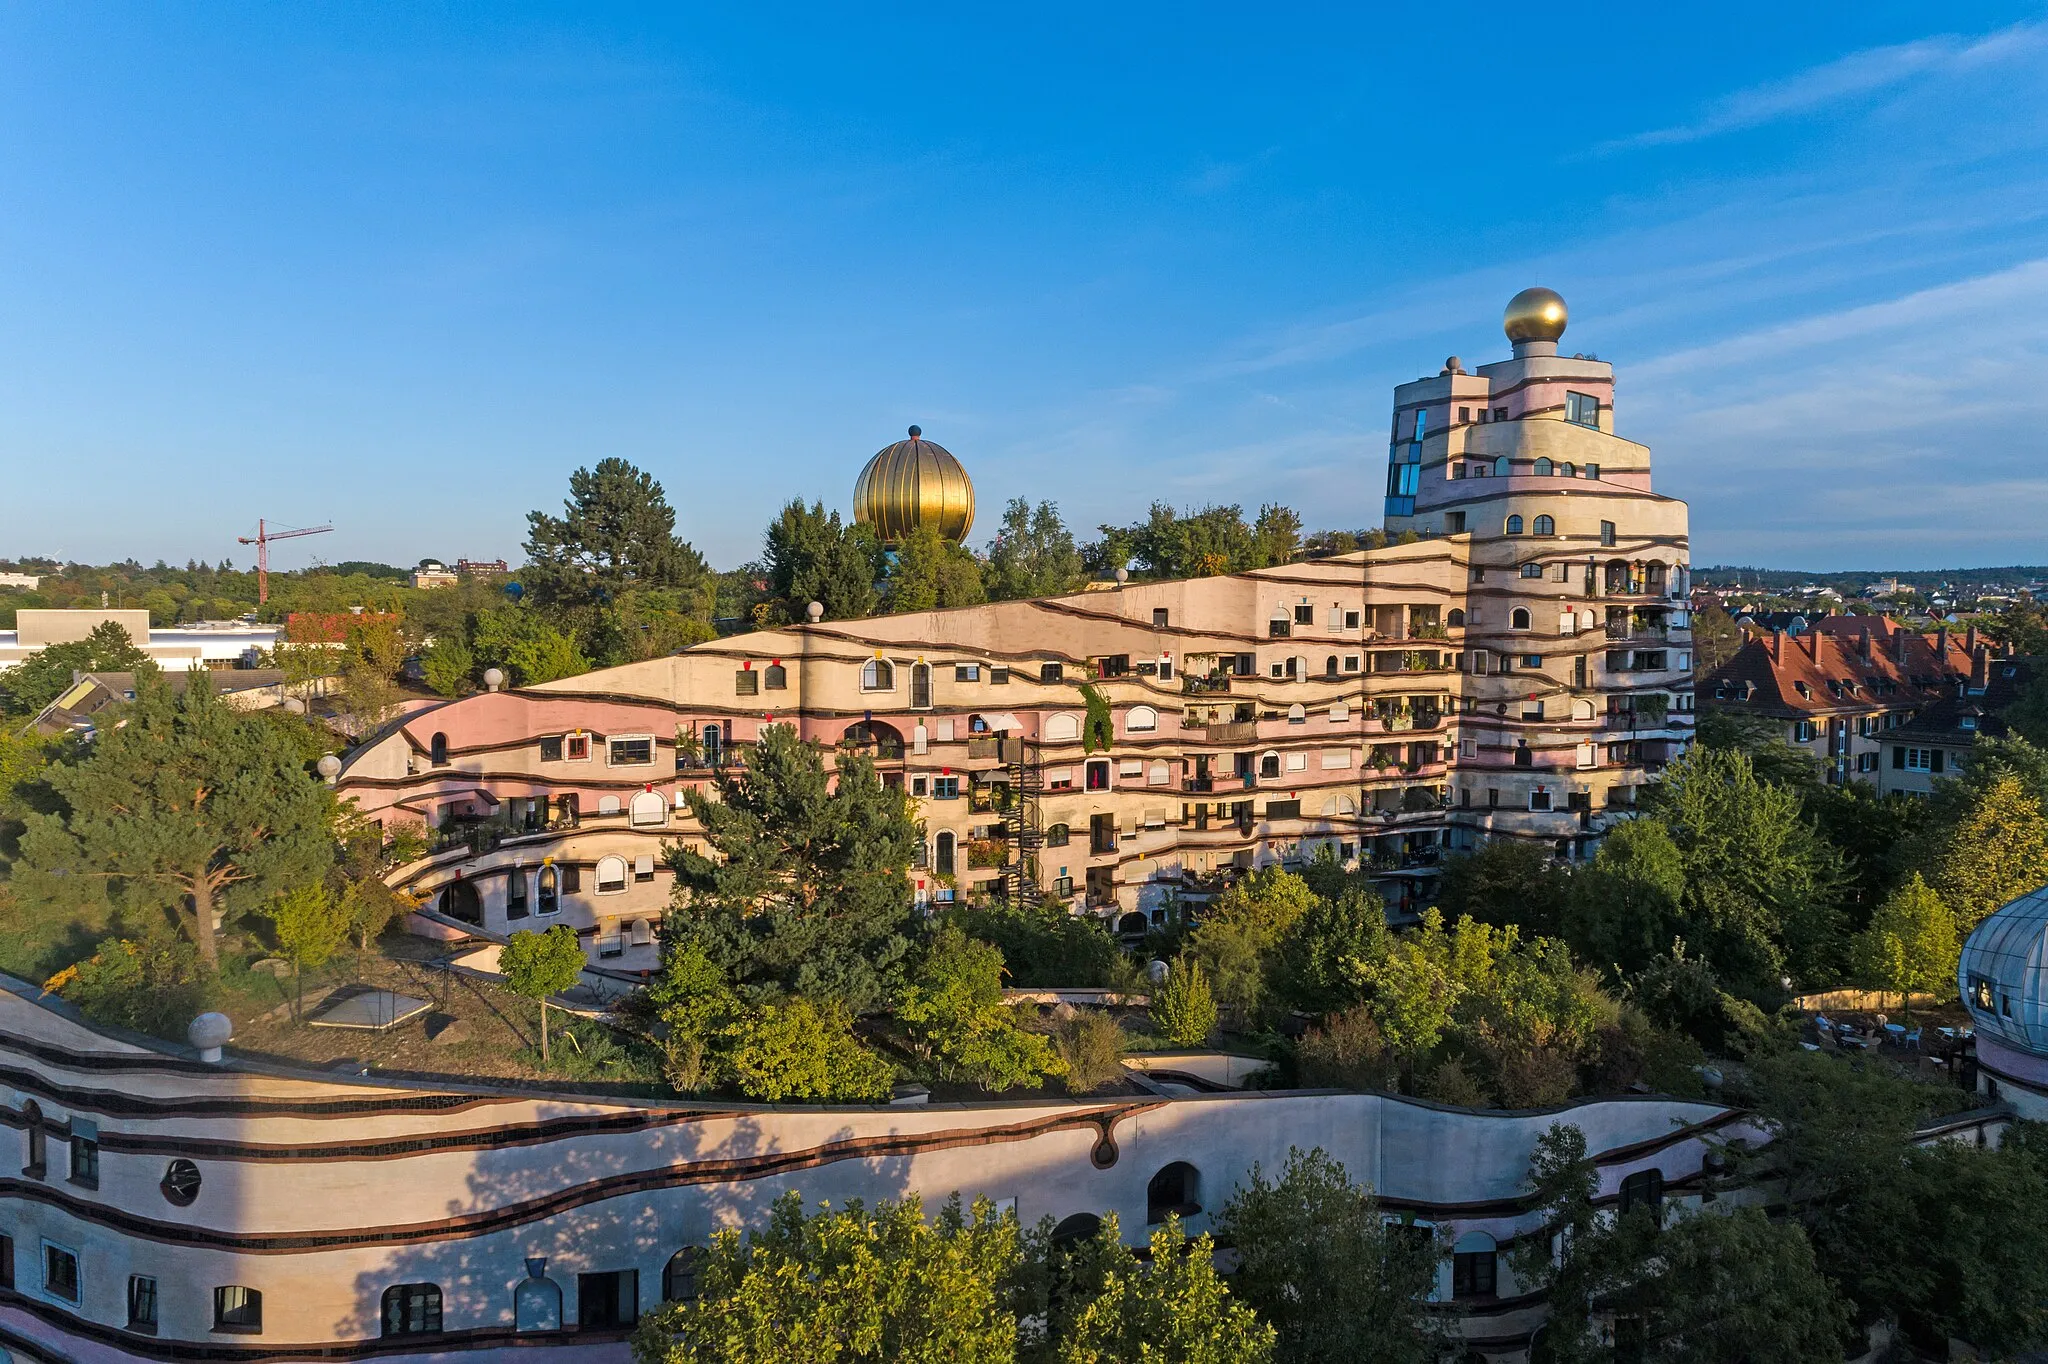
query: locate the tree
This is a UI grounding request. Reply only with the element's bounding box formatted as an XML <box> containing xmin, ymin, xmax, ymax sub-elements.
<box><xmin>1435</xmin><ymin>838</ymin><xmax>1570</xmax><ymax>939</ymax></box>
<box><xmin>470</xmin><ymin>608</ymin><xmax>591</xmax><ymax>686</ymax></box>
<box><xmin>1294</xmin><ymin>1006</ymin><xmax>1399</xmax><ymax>1090</ymax></box>
<box><xmin>522</xmin><ymin>457</ymin><xmax>712</xmax><ymax>612</ymax></box>
<box><xmin>1932</xmin><ymin>771</ymin><xmax>2048</xmax><ymax>931</ymax></box>
<box><xmin>720</xmin><ymin>997</ymin><xmax>895</xmax><ymax>1103</ymax></box>
<box><xmin>45</xmin><ymin>936</ymin><xmax>205</xmax><ymax>1039</ymax></box>
<box><xmin>762</xmin><ymin>499</ymin><xmax>880</xmax><ymax>623</ymax></box>
<box><xmin>632</xmin><ymin>1192</ymin><xmax>1021</xmax><ymax>1364</ymax></box>
<box><xmin>499</xmin><ymin>924</ymin><xmax>587</xmax><ymax>1062</ymax></box>
<box><xmin>270</xmin><ymin>883</ymin><xmax>350</xmax><ymax>1017</ymax></box>
<box><xmin>888</xmin><ymin>522</ymin><xmax>985</xmax><ymax>613</ymax></box>
<box><xmin>333</xmin><ymin>613</ymin><xmax>408</xmax><ymax>738</ymax></box>
<box><xmin>15</xmin><ymin>674</ymin><xmax>335</xmax><ymax>967</ymax></box>
<box><xmin>1216</xmin><ymin>1147</ymin><xmax>1445</xmax><ymax>1364</ymax></box>
<box><xmin>1648</xmin><ymin>745</ymin><xmax>1846</xmax><ymax>993</ymax></box>
<box><xmin>668</xmin><ymin>724</ymin><xmax>920</xmax><ymax>1013</ymax></box>
<box><xmin>1271</xmin><ymin>886</ymin><xmax>1387</xmax><ymax>1016</ymax></box>
<box><xmin>948</xmin><ymin>904</ymin><xmax>1124</xmax><ymax>989</ymax></box>
<box><xmin>1054</xmin><ymin>1217</ymin><xmax>1274</xmax><ymax>1364</ymax></box>
<box><xmin>985</xmin><ymin>499</ymin><xmax>1084</xmax><ymax>601</ymax></box>
<box><xmin>419</xmin><ymin>635</ymin><xmax>474</xmax><ymax>697</ymax></box>
<box><xmin>1151</xmin><ymin>956</ymin><xmax>1217</xmax><ymax>1046</ymax></box>
<box><xmin>1689</xmin><ymin>604</ymin><xmax>1742</xmax><ymax>675</ymax></box>
<box><xmin>0</xmin><ymin>620</ymin><xmax>153</xmax><ymax>716</ymax></box>
<box><xmin>896</xmin><ymin>925</ymin><xmax>1058</xmax><ymax>1091</ymax></box>
<box><xmin>1563</xmin><ymin>817</ymin><xmax>1685</xmax><ymax>978</ymax></box>
<box><xmin>1248</xmin><ymin>504</ymin><xmax>1302</xmax><ymax>569</ymax></box>
<box><xmin>1052</xmin><ymin>1010</ymin><xmax>1126</xmax><ymax>1095</ymax></box>
<box><xmin>1850</xmin><ymin>873</ymin><xmax>1958</xmax><ymax>1016</ymax></box>
<box><xmin>1186</xmin><ymin>866</ymin><xmax>1314</xmax><ymax>1025</ymax></box>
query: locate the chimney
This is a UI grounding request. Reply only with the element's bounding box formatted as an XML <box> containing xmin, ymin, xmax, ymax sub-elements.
<box><xmin>1769</xmin><ymin>630</ymin><xmax>1783</xmax><ymax>663</ymax></box>
<box><xmin>1858</xmin><ymin>629</ymin><xmax>1873</xmax><ymax>662</ymax></box>
<box><xmin>1973</xmin><ymin>645</ymin><xmax>1991</xmax><ymax>690</ymax></box>
<box><xmin>1803</xmin><ymin>631</ymin><xmax>1820</xmax><ymax>663</ymax></box>
<box><xmin>1966</xmin><ymin>625</ymin><xmax>1979</xmax><ymax>656</ymax></box>
<box><xmin>1892</xmin><ymin>627</ymin><xmax>1908</xmax><ymax>664</ymax></box>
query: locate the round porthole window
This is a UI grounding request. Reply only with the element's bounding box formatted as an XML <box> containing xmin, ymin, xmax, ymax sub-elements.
<box><xmin>162</xmin><ymin>1158</ymin><xmax>201</xmax><ymax>1207</ymax></box>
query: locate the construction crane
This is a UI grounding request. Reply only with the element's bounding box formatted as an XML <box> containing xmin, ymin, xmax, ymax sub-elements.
<box><xmin>237</xmin><ymin>519</ymin><xmax>334</xmax><ymax>604</ymax></box>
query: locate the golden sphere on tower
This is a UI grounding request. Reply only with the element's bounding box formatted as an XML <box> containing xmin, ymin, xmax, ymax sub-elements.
<box><xmin>853</xmin><ymin>425</ymin><xmax>976</xmax><ymax>544</ymax></box>
<box><xmin>1503</xmin><ymin>287</ymin><xmax>1568</xmax><ymax>344</ymax></box>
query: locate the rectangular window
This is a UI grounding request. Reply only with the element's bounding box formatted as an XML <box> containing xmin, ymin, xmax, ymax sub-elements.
<box><xmin>1412</xmin><ymin>409</ymin><xmax>1429</xmax><ymax>442</ymax></box>
<box><xmin>506</xmin><ymin>869</ymin><xmax>529</xmax><ymax>919</ymax></box>
<box><xmin>1565</xmin><ymin>391</ymin><xmax>1600</xmax><ymax>427</ymax></box>
<box><xmin>42</xmin><ymin>1242</ymin><xmax>78</xmax><ymax>1304</ymax></box>
<box><xmin>562</xmin><ymin>864</ymin><xmax>582</xmax><ymax>894</ymax></box>
<box><xmin>1600</xmin><ymin>520</ymin><xmax>1616</xmax><ymax>547</ymax></box>
<box><xmin>578</xmin><ymin>1270</ymin><xmax>639</xmax><ymax>1329</ymax></box>
<box><xmin>990</xmin><ymin>666</ymin><xmax>1009</xmax><ymax>685</ymax></box>
<box><xmin>609</xmin><ymin>736</ymin><xmax>654</xmax><ymax>766</ymax></box>
<box><xmin>1040</xmin><ymin>663</ymin><xmax>1064</xmax><ymax>683</ymax></box>
<box><xmin>1086</xmin><ymin>760</ymin><xmax>1111</xmax><ymax>791</ymax></box>
<box><xmin>932</xmin><ymin>777</ymin><xmax>961</xmax><ymax>799</ymax></box>
<box><xmin>1585</xmin><ymin>463</ymin><xmax>1600</xmax><ymax>480</ymax></box>
<box><xmin>539</xmin><ymin>736</ymin><xmax>563</xmax><ymax>762</ymax></box>
<box><xmin>734</xmin><ymin>669</ymin><xmax>758</xmax><ymax>696</ymax></box>
<box><xmin>1445</xmin><ymin>511</ymin><xmax>1466</xmax><ymax>533</ymax></box>
<box><xmin>566</xmin><ymin>733</ymin><xmax>591</xmax><ymax>762</ymax></box>
<box><xmin>1494</xmin><ymin>407</ymin><xmax>1507</xmax><ymax>422</ymax></box>
<box><xmin>127</xmin><ymin>1274</ymin><xmax>158</xmax><ymax>1333</ymax></box>
<box><xmin>69</xmin><ymin>1120</ymin><xmax>98</xmax><ymax>1189</ymax></box>
<box><xmin>1293</xmin><ymin>603</ymin><xmax>1314</xmax><ymax>625</ymax></box>
<box><xmin>1343</xmin><ymin>610</ymin><xmax>1361</xmax><ymax>630</ymax></box>
<box><xmin>0</xmin><ymin>1233</ymin><xmax>12</xmax><ymax>1290</ymax></box>
<box><xmin>634</xmin><ymin>855</ymin><xmax>655</xmax><ymax>883</ymax></box>
<box><xmin>1152</xmin><ymin>608</ymin><xmax>1170</xmax><ymax>628</ymax></box>
<box><xmin>1453</xmin><ymin>1249</ymin><xmax>1497</xmax><ymax>1299</ymax></box>
<box><xmin>911</xmin><ymin>777</ymin><xmax>928</xmax><ymax>796</ymax></box>
<box><xmin>1528</xmin><ymin>790</ymin><xmax>1553</xmax><ymax>812</ymax></box>
<box><xmin>955</xmin><ymin>664</ymin><xmax>981</xmax><ymax>682</ymax></box>
<box><xmin>1459</xmin><ymin>406</ymin><xmax>1470</xmax><ymax>423</ymax></box>
<box><xmin>1265</xmin><ymin>799</ymin><xmax>1301</xmax><ymax>820</ymax></box>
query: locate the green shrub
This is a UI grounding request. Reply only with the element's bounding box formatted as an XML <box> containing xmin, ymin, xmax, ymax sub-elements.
<box><xmin>1151</xmin><ymin>957</ymin><xmax>1217</xmax><ymax>1047</ymax></box>
<box><xmin>1055</xmin><ymin>1009</ymin><xmax>1128</xmax><ymax>1094</ymax></box>
<box><xmin>50</xmin><ymin>938</ymin><xmax>207</xmax><ymax>1040</ymax></box>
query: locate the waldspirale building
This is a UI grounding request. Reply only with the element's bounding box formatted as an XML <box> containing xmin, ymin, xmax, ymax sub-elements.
<box><xmin>329</xmin><ymin>289</ymin><xmax>1692</xmax><ymax>970</ymax></box>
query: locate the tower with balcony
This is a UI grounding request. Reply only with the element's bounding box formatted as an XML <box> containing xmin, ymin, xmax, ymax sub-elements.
<box><xmin>1385</xmin><ymin>289</ymin><xmax>1693</xmax><ymax>856</ymax></box>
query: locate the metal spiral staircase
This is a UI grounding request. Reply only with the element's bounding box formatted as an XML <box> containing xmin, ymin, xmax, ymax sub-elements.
<box><xmin>998</xmin><ymin>735</ymin><xmax>1044</xmax><ymax>907</ymax></box>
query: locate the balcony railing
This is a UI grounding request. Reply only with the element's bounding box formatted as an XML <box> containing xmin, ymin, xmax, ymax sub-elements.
<box><xmin>1182</xmin><ymin>773</ymin><xmax>1248</xmax><ymax>795</ymax></box>
<box><xmin>1203</xmin><ymin>721</ymin><xmax>1259</xmax><ymax>744</ymax></box>
<box><xmin>1183</xmin><ymin>674</ymin><xmax>1233</xmax><ymax>695</ymax></box>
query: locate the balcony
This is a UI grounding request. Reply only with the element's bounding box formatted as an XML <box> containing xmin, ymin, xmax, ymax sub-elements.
<box><xmin>1183</xmin><ymin>674</ymin><xmax>1233</xmax><ymax>695</ymax></box>
<box><xmin>1203</xmin><ymin>720</ymin><xmax>1259</xmax><ymax>744</ymax></box>
<box><xmin>1182</xmin><ymin>773</ymin><xmax>1248</xmax><ymax>795</ymax></box>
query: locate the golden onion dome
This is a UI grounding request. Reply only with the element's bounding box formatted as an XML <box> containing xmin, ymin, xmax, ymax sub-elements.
<box><xmin>1503</xmin><ymin>287</ymin><xmax>1568</xmax><ymax>344</ymax></box>
<box><xmin>853</xmin><ymin>425</ymin><xmax>975</xmax><ymax>544</ymax></box>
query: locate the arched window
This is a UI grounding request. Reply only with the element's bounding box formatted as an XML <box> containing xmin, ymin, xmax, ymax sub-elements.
<box><xmin>1147</xmin><ymin>1162</ymin><xmax>1201</xmax><ymax>1223</ymax></box>
<box><xmin>1287</xmin><ymin>703</ymin><xmax>1306</xmax><ymax>724</ymax></box>
<box><xmin>1259</xmin><ymin>751</ymin><xmax>1282</xmax><ymax>779</ymax></box>
<box><xmin>1505</xmin><ymin>515</ymin><xmax>1524</xmax><ymax>535</ymax></box>
<box><xmin>861</xmin><ymin>659</ymin><xmax>894</xmax><ymax>691</ymax></box>
<box><xmin>439</xmin><ymin>881</ymin><xmax>481</xmax><ymax>925</ymax></box>
<box><xmin>1560</xmin><ymin>462</ymin><xmax>1576</xmax><ymax>477</ymax></box>
<box><xmin>1051</xmin><ymin>1213</ymin><xmax>1102</xmax><ymax>1246</ymax></box>
<box><xmin>596</xmin><ymin>856</ymin><xmax>628</xmax><ymax>894</ymax></box>
<box><xmin>1534</xmin><ymin>458</ymin><xmax>1553</xmax><ymax>476</ymax></box>
<box><xmin>537</xmin><ymin>864</ymin><xmax>560</xmax><ymax>914</ymax></box>
<box><xmin>702</xmin><ymin>724</ymin><xmax>723</xmax><ymax>767</ymax></box>
<box><xmin>429</xmin><ymin>733</ymin><xmax>449</xmax><ymax>767</ymax></box>
<box><xmin>934</xmin><ymin>831</ymin><xmax>956</xmax><ymax>874</ymax></box>
<box><xmin>910</xmin><ymin>662</ymin><xmax>932</xmax><ymax>709</ymax></box>
<box><xmin>1534</xmin><ymin>515</ymin><xmax>1555</xmax><ymax>536</ymax></box>
<box><xmin>1126</xmin><ymin>705</ymin><xmax>1159</xmax><ymax>733</ymax></box>
<box><xmin>1511</xmin><ymin>607</ymin><xmax>1531</xmax><ymax>630</ymax></box>
<box><xmin>1521</xmin><ymin>563</ymin><xmax>1544</xmax><ymax>579</ymax></box>
<box><xmin>1149</xmin><ymin>760</ymin><xmax>1170</xmax><ymax>785</ymax></box>
<box><xmin>597</xmin><ymin>794</ymin><xmax>622</xmax><ymax>815</ymax></box>
<box><xmin>1447</xmin><ymin>609</ymin><xmax>1465</xmax><ymax>627</ymax></box>
<box><xmin>21</xmin><ymin>1099</ymin><xmax>45</xmax><ymax>1177</ymax></box>
<box><xmin>1320</xmin><ymin>793</ymin><xmax>1358</xmax><ymax>815</ymax></box>
<box><xmin>763</xmin><ymin>664</ymin><xmax>787</xmax><ymax>690</ymax></box>
<box><xmin>381</xmin><ymin>1283</ymin><xmax>443</xmax><ymax>1337</ymax></box>
<box><xmin>1619</xmin><ymin>1169</ymin><xmax>1664</xmax><ymax>1225</ymax></box>
<box><xmin>1044</xmin><ymin>713</ymin><xmax>1082</xmax><ymax>742</ymax></box>
<box><xmin>1044</xmin><ymin>823</ymin><xmax>1070</xmax><ymax>848</ymax></box>
<box><xmin>1493</xmin><ymin>456</ymin><xmax>1510</xmax><ymax>477</ymax></box>
<box><xmin>1325</xmin><ymin>655</ymin><xmax>1340</xmax><ymax>679</ymax></box>
<box><xmin>1452</xmin><ymin>1232</ymin><xmax>1497</xmax><ymax>1299</ymax></box>
<box><xmin>662</xmin><ymin>1248</ymin><xmax>705</xmax><ymax>1303</ymax></box>
<box><xmin>514</xmin><ymin>1275</ymin><xmax>562</xmax><ymax>1332</ymax></box>
<box><xmin>629</xmin><ymin>790</ymin><xmax>667</xmax><ymax>828</ymax></box>
<box><xmin>1117</xmin><ymin>912</ymin><xmax>1148</xmax><ymax>937</ymax></box>
<box><xmin>1329</xmin><ymin>702</ymin><xmax>1350</xmax><ymax>722</ymax></box>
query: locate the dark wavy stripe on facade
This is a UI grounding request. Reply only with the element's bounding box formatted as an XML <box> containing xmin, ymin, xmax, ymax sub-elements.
<box><xmin>0</xmin><ymin>1301</ymin><xmax>632</xmax><ymax>1364</ymax></box>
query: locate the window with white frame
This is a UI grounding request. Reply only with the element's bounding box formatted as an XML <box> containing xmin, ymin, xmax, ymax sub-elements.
<box><xmin>595</xmin><ymin>856</ymin><xmax>628</xmax><ymax>893</ymax></box>
<box><xmin>861</xmin><ymin>659</ymin><xmax>894</xmax><ymax>691</ymax></box>
<box><xmin>1127</xmin><ymin>705</ymin><xmax>1159</xmax><ymax>733</ymax></box>
<box><xmin>609</xmin><ymin>735</ymin><xmax>654</xmax><ymax>766</ymax></box>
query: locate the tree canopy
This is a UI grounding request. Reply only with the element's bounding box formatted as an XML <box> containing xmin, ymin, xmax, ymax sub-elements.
<box><xmin>0</xmin><ymin>620</ymin><xmax>153</xmax><ymax>716</ymax></box>
<box><xmin>984</xmin><ymin>498</ymin><xmax>1084</xmax><ymax>601</ymax></box>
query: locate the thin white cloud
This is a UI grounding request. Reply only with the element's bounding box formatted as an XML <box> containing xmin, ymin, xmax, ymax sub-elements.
<box><xmin>1599</xmin><ymin>20</ymin><xmax>2047</xmax><ymax>152</ymax></box>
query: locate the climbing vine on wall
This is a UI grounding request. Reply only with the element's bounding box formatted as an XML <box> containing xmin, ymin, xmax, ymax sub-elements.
<box><xmin>1079</xmin><ymin>681</ymin><xmax>1115</xmax><ymax>753</ymax></box>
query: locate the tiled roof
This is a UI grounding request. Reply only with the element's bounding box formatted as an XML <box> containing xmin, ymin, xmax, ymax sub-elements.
<box><xmin>1701</xmin><ymin>617</ymin><xmax>1979</xmax><ymax>718</ymax></box>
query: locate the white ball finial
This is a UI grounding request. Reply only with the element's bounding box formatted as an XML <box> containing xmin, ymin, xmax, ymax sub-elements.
<box><xmin>1147</xmin><ymin>959</ymin><xmax>1170</xmax><ymax>985</ymax></box>
<box><xmin>316</xmin><ymin>754</ymin><xmax>342</xmax><ymax>785</ymax></box>
<box><xmin>283</xmin><ymin>697</ymin><xmax>307</xmax><ymax>715</ymax></box>
<box><xmin>188</xmin><ymin>1012</ymin><xmax>234</xmax><ymax>1063</ymax></box>
<box><xmin>1114</xmin><ymin>567</ymin><xmax>1129</xmax><ymax>585</ymax></box>
<box><xmin>806</xmin><ymin>601</ymin><xmax>825</xmax><ymax>622</ymax></box>
<box><xmin>483</xmin><ymin>667</ymin><xmax>506</xmax><ymax>692</ymax></box>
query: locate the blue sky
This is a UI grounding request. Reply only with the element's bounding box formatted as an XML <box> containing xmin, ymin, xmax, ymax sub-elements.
<box><xmin>5</xmin><ymin>4</ymin><xmax>2048</xmax><ymax>574</ymax></box>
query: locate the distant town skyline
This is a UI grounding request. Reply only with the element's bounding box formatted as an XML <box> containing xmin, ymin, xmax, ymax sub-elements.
<box><xmin>5</xmin><ymin>5</ymin><xmax>2048</xmax><ymax>572</ymax></box>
